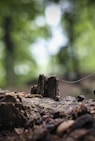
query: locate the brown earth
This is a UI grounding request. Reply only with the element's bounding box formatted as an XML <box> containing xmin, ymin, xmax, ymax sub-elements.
<box><xmin>0</xmin><ymin>75</ymin><xmax>95</xmax><ymax>141</ymax></box>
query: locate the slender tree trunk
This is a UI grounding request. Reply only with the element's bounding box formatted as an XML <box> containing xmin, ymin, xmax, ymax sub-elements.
<box><xmin>3</xmin><ymin>16</ymin><xmax>15</xmax><ymax>86</ymax></box>
<box><xmin>68</xmin><ymin>15</ymin><xmax>80</xmax><ymax>80</ymax></box>
<box><xmin>64</xmin><ymin>11</ymin><xmax>80</xmax><ymax>80</ymax></box>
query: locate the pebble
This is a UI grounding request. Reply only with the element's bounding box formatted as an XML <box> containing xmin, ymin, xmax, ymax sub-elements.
<box><xmin>77</xmin><ymin>95</ymin><xmax>85</xmax><ymax>102</ymax></box>
<box><xmin>56</xmin><ymin>120</ymin><xmax>74</xmax><ymax>136</ymax></box>
<box><xmin>71</xmin><ymin>114</ymin><xmax>94</xmax><ymax>130</ymax></box>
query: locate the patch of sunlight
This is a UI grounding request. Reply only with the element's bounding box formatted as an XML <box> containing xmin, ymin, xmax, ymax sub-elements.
<box><xmin>35</xmin><ymin>15</ymin><xmax>46</xmax><ymax>27</ymax></box>
<box><xmin>15</xmin><ymin>64</ymin><xmax>30</xmax><ymax>75</ymax></box>
<box><xmin>45</xmin><ymin>4</ymin><xmax>62</xmax><ymax>26</ymax></box>
<box><xmin>30</xmin><ymin>38</ymin><xmax>49</xmax><ymax>65</ymax></box>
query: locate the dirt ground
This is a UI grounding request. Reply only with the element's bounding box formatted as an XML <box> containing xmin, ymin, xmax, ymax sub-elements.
<box><xmin>0</xmin><ymin>75</ymin><xmax>95</xmax><ymax>141</ymax></box>
<box><xmin>5</xmin><ymin>78</ymin><xmax>95</xmax><ymax>98</ymax></box>
<box><xmin>0</xmin><ymin>86</ymin><xmax>95</xmax><ymax>141</ymax></box>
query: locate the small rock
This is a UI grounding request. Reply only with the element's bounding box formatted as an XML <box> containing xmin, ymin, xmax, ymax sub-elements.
<box><xmin>14</xmin><ymin>128</ymin><xmax>24</xmax><ymax>135</ymax></box>
<box><xmin>4</xmin><ymin>95</ymin><xmax>17</xmax><ymax>102</ymax></box>
<box><xmin>71</xmin><ymin>103</ymin><xmax>90</xmax><ymax>119</ymax></box>
<box><xmin>0</xmin><ymin>95</ymin><xmax>17</xmax><ymax>103</ymax></box>
<box><xmin>71</xmin><ymin>114</ymin><xmax>94</xmax><ymax>130</ymax></box>
<box><xmin>31</xmin><ymin>85</ymin><xmax>38</xmax><ymax>94</ymax></box>
<box><xmin>57</xmin><ymin>120</ymin><xmax>74</xmax><ymax>136</ymax></box>
<box><xmin>77</xmin><ymin>95</ymin><xmax>85</xmax><ymax>102</ymax></box>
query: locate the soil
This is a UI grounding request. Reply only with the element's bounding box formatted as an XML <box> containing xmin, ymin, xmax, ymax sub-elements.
<box><xmin>0</xmin><ymin>75</ymin><xmax>95</xmax><ymax>141</ymax></box>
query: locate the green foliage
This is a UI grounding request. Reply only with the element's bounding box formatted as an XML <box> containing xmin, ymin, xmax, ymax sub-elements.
<box><xmin>0</xmin><ymin>0</ymin><xmax>50</xmax><ymax>86</ymax></box>
<box><xmin>0</xmin><ymin>0</ymin><xmax>95</xmax><ymax>86</ymax></box>
<box><xmin>56</xmin><ymin>0</ymin><xmax>95</xmax><ymax>76</ymax></box>
<box><xmin>74</xmin><ymin>2</ymin><xmax>95</xmax><ymax>72</ymax></box>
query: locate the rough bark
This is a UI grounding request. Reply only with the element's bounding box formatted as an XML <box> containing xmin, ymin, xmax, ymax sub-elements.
<box><xmin>31</xmin><ymin>74</ymin><xmax>59</xmax><ymax>100</ymax></box>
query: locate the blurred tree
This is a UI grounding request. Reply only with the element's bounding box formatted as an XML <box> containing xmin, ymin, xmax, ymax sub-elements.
<box><xmin>61</xmin><ymin>0</ymin><xmax>81</xmax><ymax>80</ymax></box>
<box><xmin>49</xmin><ymin>0</ymin><xmax>95</xmax><ymax>79</ymax></box>
<box><xmin>0</xmin><ymin>0</ymin><xmax>95</xmax><ymax>87</ymax></box>
<box><xmin>0</xmin><ymin>0</ymin><xmax>49</xmax><ymax>86</ymax></box>
<box><xmin>3</xmin><ymin>16</ymin><xmax>15</xmax><ymax>86</ymax></box>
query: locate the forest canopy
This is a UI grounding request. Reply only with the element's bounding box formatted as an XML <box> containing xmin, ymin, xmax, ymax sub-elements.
<box><xmin>0</xmin><ymin>0</ymin><xmax>95</xmax><ymax>87</ymax></box>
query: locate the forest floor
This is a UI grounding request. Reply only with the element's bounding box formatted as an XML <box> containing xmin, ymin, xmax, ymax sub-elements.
<box><xmin>5</xmin><ymin>77</ymin><xmax>95</xmax><ymax>98</ymax></box>
<box><xmin>0</xmin><ymin>75</ymin><xmax>95</xmax><ymax>141</ymax></box>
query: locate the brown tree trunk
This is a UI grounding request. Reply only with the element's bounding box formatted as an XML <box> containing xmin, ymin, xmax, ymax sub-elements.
<box><xmin>64</xmin><ymin>11</ymin><xmax>80</xmax><ymax>81</ymax></box>
<box><xmin>3</xmin><ymin>16</ymin><xmax>15</xmax><ymax>86</ymax></box>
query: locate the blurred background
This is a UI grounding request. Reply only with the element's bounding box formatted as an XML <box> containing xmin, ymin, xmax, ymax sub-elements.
<box><xmin>0</xmin><ymin>0</ymin><xmax>95</xmax><ymax>97</ymax></box>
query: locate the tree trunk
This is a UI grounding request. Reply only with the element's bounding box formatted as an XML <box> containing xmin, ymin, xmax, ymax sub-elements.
<box><xmin>3</xmin><ymin>16</ymin><xmax>15</xmax><ymax>86</ymax></box>
<box><xmin>64</xmin><ymin>12</ymin><xmax>80</xmax><ymax>81</ymax></box>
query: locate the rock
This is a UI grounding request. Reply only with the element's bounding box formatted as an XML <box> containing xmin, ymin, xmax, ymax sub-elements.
<box><xmin>57</xmin><ymin>120</ymin><xmax>74</xmax><ymax>136</ymax></box>
<box><xmin>71</xmin><ymin>103</ymin><xmax>90</xmax><ymax>119</ymax></box>
<box><xmin>0</xmin><ymin>84</ymin><xmax>95</xmax><ymax>141</ymax></box>
<box><xmin>71</xmin><ymin>114</ymin><xmax>94</xmax><ymax>130</ymax></box>
<box><xmin>1</xmin><ymin>95</ymin><xmax>17</xmax><ymax>102</ymax></box>
<box><xmin>0</xmin><ymin>103</ymin><xmax>27</xmax><ymax>130</ymax></box>
<box><xmin>77</xmin><ymin>95</ymin><xmax>85</xmax><ymax>102</ymax></box>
